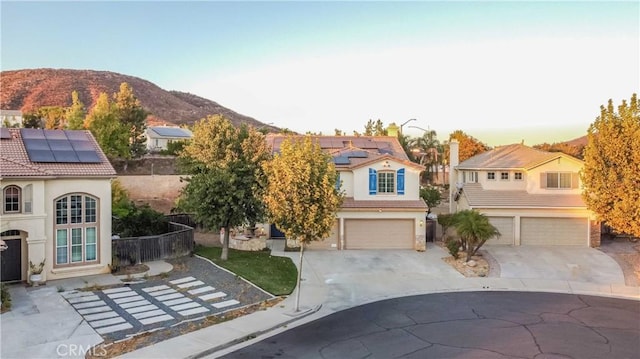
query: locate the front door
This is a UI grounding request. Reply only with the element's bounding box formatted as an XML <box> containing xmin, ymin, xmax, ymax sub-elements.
<box><xmin>1</xmin><ymin>238</ymin><xmax>22</xmax><ymax>282</ymax></box>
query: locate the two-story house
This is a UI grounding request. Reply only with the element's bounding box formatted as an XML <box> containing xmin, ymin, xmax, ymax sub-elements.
<box><xmin>265</xmin><ymin>134</ymin><xmax>428</xmax><ymax>251</ymax></box>
<box><xmin>449</xmin><ymin>141</ymin><xmax>599</xmax><ymax>247</ymax></box>
<box><xmin>0</xmin><ymin>128</ymin><xmax>116</xmax><ymax>283</ymax></box>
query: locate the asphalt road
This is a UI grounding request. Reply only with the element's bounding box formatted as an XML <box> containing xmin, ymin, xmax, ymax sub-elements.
<box><xmin>222</xmin><ymin>292</ymin><xmax>640</xmax><ymax>359</ymax></box>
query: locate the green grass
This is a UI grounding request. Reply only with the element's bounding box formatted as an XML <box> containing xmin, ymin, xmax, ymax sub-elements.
<box><xmin>195</xmin><ymin>246</ymin><xmax>297</xmax><ymax>296</ymax></box>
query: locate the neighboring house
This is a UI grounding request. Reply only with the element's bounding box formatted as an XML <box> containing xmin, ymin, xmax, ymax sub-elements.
<box><xmin>0</xmin><ymin>109</ymin><xmax>23</xmax><ymax>128</ymax></box>
<box><xmin>448</xmin><ymin>141</ymin><xmax>599</xmax><ymax>247</ymax></box>
<box><xmin>265</xmin><ymin>133</ymin><xmax>428</xmax><ymax>250</ymax></box>
<box><xmin>0</xmin><ymin>127</ymin><xmax>116</xmax><ymax>283</ymax></box>
<box><xmin>146</xmin><ymin>126</ymin><xmax>192</xmax><ymax>152</ymax></box>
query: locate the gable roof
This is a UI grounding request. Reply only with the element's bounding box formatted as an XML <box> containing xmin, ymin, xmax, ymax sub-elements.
<box><xmin>456</xmin><ymin>143</ymin><xmax>582</xmax><ymax>170</ymax></box>
<box><xmin>148</xmin><ymin>126</ymin><xmax>192</xmax><ymax>139</ymax></box>
<box><xmin>0</xmin><ymin>128</ymin><xmax>116</xmax><ymax>178</ymax></box>
<box><xmin>265</xmin><ymin>134</ymin><xmax>423</xmax><ymax>170</ymax></box>
<box><xmin>461</xmin><ymin>183</ymin><xmax>586</xmax><ymax>208</ymax></box>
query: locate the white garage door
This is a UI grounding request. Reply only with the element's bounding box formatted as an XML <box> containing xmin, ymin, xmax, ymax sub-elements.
<box><xmin>520</xmin><ymin>217</ymin><xmax>587</xmax><ymax>246</ymax></box>
<box><xmin>307</xmin><ymin>220</ymin><xmax>340</xmax><ymax>250</ymax></box>
<box><xmin>485</xmin><ymin>217</ymin><xmax>515</xmax><ymax>246</ymax></box>
<box><xmin>344</xmin><ymin>219</ymin><xmax>414</xmax><ymax>249</ymax></box>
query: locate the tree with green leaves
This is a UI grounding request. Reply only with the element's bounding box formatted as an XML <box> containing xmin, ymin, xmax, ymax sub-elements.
<box><xmin>263</xmin><ymin>136</ymin><xmax>343</xmax><ymax>311</ymax></box>
<box><xmin>21</xmin><ymin>112</ymin><xmax>42</xmax><ymax>128</ymax></box>
<box><xmin>582</xmin><ymin>94</ymin><xmax>640</xmax><ymax>238</ymax></box>
<box><xmin>178</xmin><ymin>115</ymin><xmax>271</xmax><ymax>260</ymax></box>
<box><xmin>66</xmin><ymin>90</ymin><xmax>86</xmax><ymax>130</ymax></box>
<box><xmin>447</xmin><ymin>130</ymin><xmax>490</xmax><ymax>163</ymax></box>
<box><xmin>452</xmin><ymin>210</ymin><xmax>500</xmax><ymax>262</ymax></box>
<box><xmin>38</xmin><ymin>106</ymin><xmax>66</xmax><ymax>129</ymax></box>
<box><xmin>411</xmin><ymin>129</ymin><xmax>440</xmax><ymax>183</ymax></box>
<box><xmin>420</xmin><ymin>186</ymin><xmax>441</xmax><ymax>214</ymax></box>
<box><xmin>114</xmin><ymin>82</ymin><xmax>148</xmax><ymax>158</ymax></box>
<box><xmin>437</xmin><ymin>213</ymin><xmax>455</xmax><ymax>242</ymax></box>
<box><xmin>86</xmin><ymin>92</ymin><xmax>130</xmax><ymax>159</ymax></box>
<box><xmin>364</xmin><ymin>119</ymin><xmax>388</xmax><ymax>136</ymax></box>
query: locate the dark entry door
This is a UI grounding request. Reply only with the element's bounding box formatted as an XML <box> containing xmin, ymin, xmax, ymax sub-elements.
<box><xmin>1</xmin><ymin>239</ymin><xmax>21</xmax><ymax>282</ymax></box>
<box><xmin>270</xmin><ymin>224</ymin><xmax>286</xmax><ymax>239</ymax></box>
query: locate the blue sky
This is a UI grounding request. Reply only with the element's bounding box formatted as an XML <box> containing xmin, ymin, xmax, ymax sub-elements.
<box><xmin>2</xmin><ymin>1</ymin><xmax>638</xmax><ymax>146</ymax></box>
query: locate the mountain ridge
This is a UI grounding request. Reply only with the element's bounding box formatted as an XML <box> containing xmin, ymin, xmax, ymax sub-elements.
<box><xmin>0</xmin><ymin>68</ymin><xmax>276</xmax><ymax>129</ymax></box>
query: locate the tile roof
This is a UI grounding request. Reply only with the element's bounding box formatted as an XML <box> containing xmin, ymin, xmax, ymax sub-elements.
<box><xmin>265</xmin><ymin>134</ymin><xmax>423</xmax><ymax>170</ymax></box>
<box><xmin>457</xmin><ymin>143</ymin><xmax>580</xmax><ymax>170</ymax></box>
<box><xmin>461</xmin><ymin>183</ymin><xmax>586</xmax><ymax>208</ymax></box>
<box><xmin>0</xmin><ymin>128</ymin><xmax>116</xmax><ymax>178</ymax></box>
<box><xmin>342</xmin><ymin>197</ymin><xmax>428</xmax><ymax>210</ymax></box>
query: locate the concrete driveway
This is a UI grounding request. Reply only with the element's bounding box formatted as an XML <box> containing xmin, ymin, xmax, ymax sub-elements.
<box><xmin>485</xmin><ymin>246</ymin><xmax>626</xmax><ymax>285</ymax></box>
<box><xmin>302</xmin><ymin>247</ymin><xmax>464</xmax><ymax>312</ymax></box>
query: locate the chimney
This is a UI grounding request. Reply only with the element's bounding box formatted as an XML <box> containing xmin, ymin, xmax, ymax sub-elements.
<box><xmin>449</xmin><ymin>140</ymin><xmax>459</xmax><ymax>214</ymax></box>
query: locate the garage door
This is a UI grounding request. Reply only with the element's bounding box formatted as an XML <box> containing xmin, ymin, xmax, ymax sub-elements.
<box><xmin>307</xmin><ymin>220</ymin><xmax>340</xmax><ymax>250</ymax></box>
<box><xmin>344</xmin><ymin>219</ymin><xmax>413</xmax><ymax>249</ymax></box>
<box><xmin>485</xmin><ymin>217</ymin><xmax>515</xmax><ymax>246</ymax></box>
<box><xmin>521</xmin><ymin>217</ymin><xmax>587</xmax><ymax>246</ymax></box>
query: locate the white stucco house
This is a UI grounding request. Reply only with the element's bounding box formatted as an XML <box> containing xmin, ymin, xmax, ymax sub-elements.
<box><xmin>449</xmin><ymin>141</ymin><xmax>599</xmax><ymax>247</ymax></box>
<box><xmin>0</xmin><ymin>109</ymin><xmax>23</xmax><ymax>128</ymax></box>
<box><xmin>146</xmin><ymin>126</ymin><xmax>192</xmax><ymax>152</ymax></box>
<box><xmin>265</xmin><ymin>134</ymin><xmax>428</xmax><ymax>251</ymax></box>
<box><xmin>0</xmin><ymin>128</ymin><xmax>116</xmax><ymax>283</ymax></box>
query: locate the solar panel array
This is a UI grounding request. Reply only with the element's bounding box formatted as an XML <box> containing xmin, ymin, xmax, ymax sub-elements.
<box><xmin>332</xmin><ymin>157</ymin><xmax>351</xmax><ymax>165</ymax></box>
<box><xmin>21</xmin><ymin>129</ymin><xmax>102</xmax><ymax>163</ymax></box>
<box><xmin>0</xmin><ymin>128</ymin><xmax>11</xmax><ymax>139</ymax></box>
<box><xmin>151</xmin><ymin>127</ymin><xmax>192</xmax><ymax>138</ymax></box>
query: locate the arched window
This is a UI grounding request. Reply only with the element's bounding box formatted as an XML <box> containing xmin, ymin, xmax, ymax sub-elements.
<box><xmin>54</xmin><ymin>194</ymin><xmax>99</xmax><ymax>266</ymax></box>
<box><xmin>3</xmin><ymin>186</ymin><xmax>21</xmax><ymax>213</ymax></box>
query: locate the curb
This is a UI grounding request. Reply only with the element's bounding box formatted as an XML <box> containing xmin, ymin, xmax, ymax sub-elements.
<box><xmin>188</xmin><ymin>304</ymin><xmax>323</xmax><ymax>359</ymax></box>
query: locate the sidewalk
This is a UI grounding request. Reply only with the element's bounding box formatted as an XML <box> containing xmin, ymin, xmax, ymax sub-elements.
<box><xmin>119</xmin><ymin>243</ymin><xmax>640</xmax><ymax>359</ymax></box>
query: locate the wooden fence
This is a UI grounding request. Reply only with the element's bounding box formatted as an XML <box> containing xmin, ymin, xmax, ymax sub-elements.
<box><xmin>112</xmin><ymin>221</ymin><xmax>194</xmax><ymax>269</ymax></box>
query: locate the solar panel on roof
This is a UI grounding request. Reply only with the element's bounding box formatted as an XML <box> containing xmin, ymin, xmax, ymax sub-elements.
<box><xmin>23</xmin><ymin>138</ymin><xmax>50</xmax><ymax>150</ymax></box>
<box><xmin>44</xmin><ymin>130</ymin><xmax>67</xmax><ymax>140</ymax></box>
<box><xmin>76</xmin><ymin>150</ymin><xmax>102</xmax><ymax>163</ymax></box>
<box><xmin>28</xmin><ymin>149</ymin><xmax>56</xmax><ymax>162</ymax></box>
<box><xmin>64</xmin><ymin>130</ymin><xmax>89</xmax><ymax>140</ymax></box>
<box><xmin>48</xmin><ymin>139</ymin><xmax>74</xmax><ymax>151</ymax></box>
<box><xmin>152</xmin><ymin>127</ymin><xmax>191</xmax><ymax>138</ymax></box>
<box><xmin>0</xmin><ymin>128</ymin><xmax>11</xmax><ymax>139</ymax></box>
<box><xmin>69</xmin><ymin>140</ymin><xmax>94</xmax><ymax>151</ymax></box>
<box><xmin>345</xmin><ymin>150</ymin><xmax>368</xmax><ymax>158</ymax></box>
<box><xmin>333</xmin><ymin>156</ymin><xmax>351</xmax><ymax>165</ymax></box>
<box><xmin>379</xmin><ymin>148</ymin><xmax>394</xmax><ymax>155</ymax></box>
<box><xmin>53</xmin><ymin>150</ymin><xmax>80</xmax><ymax>163</ymax></box>
<box><xmin>21</xmin><ymin>128</ymin><xmax>45</xmax><ymax>139</ymax></box>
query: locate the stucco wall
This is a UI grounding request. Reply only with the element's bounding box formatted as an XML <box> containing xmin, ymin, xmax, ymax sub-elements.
<box><xmin>351</xmin><ymin>159</ymin><xmax>421</xmax><ymax>201</ymax></box>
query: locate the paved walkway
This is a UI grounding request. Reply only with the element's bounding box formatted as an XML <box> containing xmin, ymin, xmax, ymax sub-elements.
<box><xmin>122</xmin><ymin>242</ymin><xmax>640</xmax><ymax>359</ymax></box>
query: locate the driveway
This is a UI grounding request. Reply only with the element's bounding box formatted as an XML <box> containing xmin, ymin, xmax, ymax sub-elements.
<box><xmin>485</xmin><ymin>246</ymin><xmax>626</xmax><ymax>285</ymax></box>
<box><xmin>302</xmin><ymin>247</ymin><xmax>464</xmax><ymax>312</ymax></box>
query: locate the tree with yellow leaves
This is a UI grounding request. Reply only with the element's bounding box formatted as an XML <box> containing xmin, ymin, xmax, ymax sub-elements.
<box><xmin>582</xmin><ymin>94</ymin><xmax>640</xmax><ymax>238</ymax></box>
<box><xmin>263</xmin><ymin>136</ymin><xmax>343</xmax><ymax>311</ymax></box>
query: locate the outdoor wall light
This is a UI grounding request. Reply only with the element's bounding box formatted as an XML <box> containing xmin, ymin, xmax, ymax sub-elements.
<box><xmin>419</xmin><ymin>220</ymin><xmax>424</xmax><ymax>227</ymax></box>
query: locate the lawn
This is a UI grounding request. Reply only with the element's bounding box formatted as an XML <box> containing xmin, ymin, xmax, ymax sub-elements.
<box><xmin>195</xmin><ymin>246</ymin><xmax>297</xmax><ymax>296</ymax></box>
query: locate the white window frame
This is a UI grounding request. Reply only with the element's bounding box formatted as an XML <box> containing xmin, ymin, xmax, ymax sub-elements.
<box><xmin>514</xmin><ymin>172</ymin><xmax>523</xmax><ymax>181</ymax></box>
<box><xmin>3</xmin><ymin>185</ymin><xmax>21</xmax><ymax>214</ymax></box>
<box><xmin>500</xmin><ymin>172</ymin><xmax>509</xmax><ymax>181</ymax></box>
<box><xmin>487</xmin><ymin>172</ymin><xmax>496</xmax><ymax>181</ymax></box>
<box><xmin>54</xmin><ymin>193</ymin><xmax>99</xmax><ymax>267</ymax></box>
<box><xmin>546</xmin><ymin>172</ymin><xmax>572</xmax><ymax>189</ymax></box>
<box><xmin>377</xmin><ymin>171</ymin><xmax>396</xmax><ymax>194</ymax></box>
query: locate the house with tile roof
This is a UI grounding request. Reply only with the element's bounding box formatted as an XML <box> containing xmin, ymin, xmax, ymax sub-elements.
<box><xmin>146</xmin><ymin>126</ymin><xmax>192</xmax><ymax>152</ymax></box>
<box><xmin>0</xmin><ymin>128</ymin><xmax>116</xmax><ymax>283</ymax></box>
<box><xmin>265</xmin><ymin>134</ymin><xmax>428</xmax><ymax>251</ymax></box>
<box><xmin>448</xmin><ymin>141</ymin><xmax>599</xmax><ymax>247</ymax></box>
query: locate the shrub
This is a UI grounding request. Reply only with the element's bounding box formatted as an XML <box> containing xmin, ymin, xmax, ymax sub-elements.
<box><xmin>446</xmin><ymin>237</ymin><xmax>460</xmax><ymax>259</ymax></box>
<box><xmin>1</xmin><ymin>283</ymin><xmax>11</xmax><ymax>311</ymax></box>
<box><xmin>113</xmin><ymin>202</ymin><xmax>169</xmax><ymax>237</ymax></box>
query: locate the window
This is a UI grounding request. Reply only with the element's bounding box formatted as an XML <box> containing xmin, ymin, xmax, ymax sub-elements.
<box><xmin>500</xmin><ymin>172</ymin><xmax>509</xmax><ymax>180</ymax></box>
<box><xmin>514</xmin><ymin>172</ymin><xmax>523</xmax><ymax>180</ymax></box>
<box><xmin>3</xmin><ymin>186</ymin><xmax>21</xmax><ymax>213</ymax></box>
<box><xmin>544</xmin><ymin>172</ymin><xmax>573</xmax><ymax>189</ymax></box>
<box><xmin>487</xmin><ymin>172</ymin><xmax>496</xmax><ymax>180</ymax></box>
<box><xmin>54</xmin><ymin>194</ymin><xmax>99</xmax><ymax>266</ymax></box>
<box><xmin>378</xmin><ymin>172</ymin><xmax>395</xmax><ymax>193</ymax></box>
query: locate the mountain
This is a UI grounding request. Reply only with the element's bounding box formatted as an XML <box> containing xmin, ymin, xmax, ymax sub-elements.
<box><xmin>0</xmin><ymin>68</ymin><xmax>277</xmax><ymax>129</ymax></box>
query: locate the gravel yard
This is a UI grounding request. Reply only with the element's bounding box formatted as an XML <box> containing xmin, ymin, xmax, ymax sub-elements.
<box><xmin>598</xmin><ymin>236</ymin><xmax>640</xmax><ymax>286</ymax></box>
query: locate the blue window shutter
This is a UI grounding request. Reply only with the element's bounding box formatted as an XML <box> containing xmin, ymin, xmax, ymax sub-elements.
<box><xmin>397</xmin><ymin>168</ymin><xmax>405</xmax><ymax>195</ymax></box>
<box><xmin>335</xmin><ymin>172</ymin><xmax>341</xmax><ymax>191</ymax></box>
<box><xmin>369</xmin><ymin>168</ymin><xmax>377</xmax><ymax>195</ymax></box>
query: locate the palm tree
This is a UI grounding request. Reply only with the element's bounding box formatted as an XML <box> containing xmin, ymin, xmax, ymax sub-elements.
<box><xmin>453</xmin><ymin>210</ymin><xmax>500</xmax><ymax>262</ymax></box>
<box><xmin>410</xmin><ymin>129</ymin><xmax>440</xmax><ymax>183</ymax></box>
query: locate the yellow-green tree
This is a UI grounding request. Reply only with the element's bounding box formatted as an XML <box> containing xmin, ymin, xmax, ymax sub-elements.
<box><xmin>66</xmin><ymin>91</ymin><xmax>86</xmax><ymax>130</ymax></box>
<box><xmin>38</xmin><ymin>106</ymin><xmax>66</xmax><ymax>129</ymax></box>
<box><xmin>114</xmin><ymin>83</ymin><xmax>148</xmax><ymax>158</ymax></box>
<box><xmin>582</xmin><ymin>94</ymin><xmax>640</xmax><ymax>237</ymax></box>
<box><xmin>86</xmin><ymin>92</ymin><xmax>130</xmax><ymax>159</ymax></box>
<box><xmin>263</xmin><ymin>136</ymin><xmax>343</xmax><ymax>311</ymax></box>
<box><xmin>178</xmin><ymin>115</ymin><xmax>271</xmax><ymax>260</ymax></box>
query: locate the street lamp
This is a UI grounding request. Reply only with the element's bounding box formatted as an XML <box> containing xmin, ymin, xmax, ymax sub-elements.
<box><xmin>399</xmin><ymin>118</ymin><xmax>416</xmax><ymax>135</ymax></box>
<box><xmin>408</xmin><ymin>125</ymin><xmax>429</xmax><ymax>133</ymax></box>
